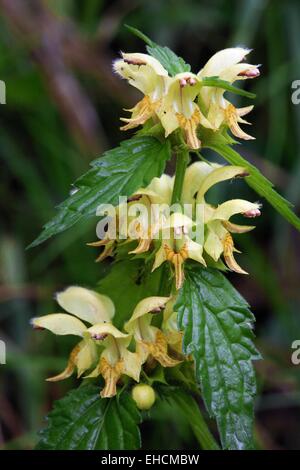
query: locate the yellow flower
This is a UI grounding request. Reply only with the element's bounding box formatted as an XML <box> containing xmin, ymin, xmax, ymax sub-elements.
<box><xmin>158</xmin><ymin>73</ymin><xmax>214</xmax><ymax>149</ymax></box>
<box><xmin>85</xmin><ymin>323</ymin><xmax>142</xmax><ymax>398</ymax></box>
<box><xmin>181</xmin><ymin>161</ymin><xmax>221</xmax><ymax>207</ymax></box>
<box><xmin>88</xmin><ymin>175</ymin><xmax>173</xmax><ymax>259</ymax></box>
<box><xmin>114</xmin><ymin>47</ymin><xmax>259</xmax><ymax>148</ymax></box>
<box><xmin>161</xmin><ymin>297</ymin><xmax>183</xmax><ymax>356</ymax></box>
<box><xmin>195</xmin><ymin>164</ymin><xmax>261</xmax><ymax>273</ymax></box>
<box><xmin>113</xmin><ymin>53</ymin><xmax>168</xmax><ymax>130</ymax></box>
<box><xmin>128</xmin><ymin>174</ymin><xmax>173</xmax><ymax>254</ymax></box>
<box><xmin>198</xmin><ymin>47</ymin><xmax>260</xmax><ymax>140</ymax></box>
<box><xmin>152</xmin><ymin>213</ymin><xmax>206</xmax><ymax>290</ymax></box>
<box><xmin>31</xmin><ymin>286</ymin><xmax>115</xmax><ymax>380</ymax></box>
<box><xmin>125</xmin><ymin>296</ymin><xmax>181</xmax><ymax>367</ymax></box>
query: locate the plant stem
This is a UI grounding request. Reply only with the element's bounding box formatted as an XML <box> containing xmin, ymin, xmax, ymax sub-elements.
<box><xmin>171</xmin><ymin>144</ymin><xmax>189</xmax><ymax>206</ymax></box>
<box><xmin>174</xmin><ymin>392</ymin><xmax>220</xmax><ymax>450</ymax></box>
<box><xmin>190</xmin><ymin>408</ymin><xmax>220</xmax><ymax>450</ymax></box>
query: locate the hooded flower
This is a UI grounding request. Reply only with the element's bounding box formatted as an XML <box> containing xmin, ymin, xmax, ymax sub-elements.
<box><xmin>152</xmin><ymin>213</ymin><xmax>206</xmax><ymax>289</ymax></box>
<box><xmin>114</xmin><ymin>47</ymin><xmax>259</xmax><ymax>148</ymax></box>
<box><xmin>195</xmin><ymin>164</ymin><xmax>261</xmax><ymax>273</ymax></box>
<box><xmin>198</xmin><ymin>47</ymin><xmax>260</xmax><ymax>140</ymax></box>
<box><xmin>88</xmin><ymin>174</ymin><xmax>173</xmax><ymax>260</ymax></box>
<box><xmin>158</xmin><ymin>73</ymin><xmax>214</xmax><ymax>149</ymax></box>
<box><xmin>113</xmin><ymin>52</ymin><xmax>168</xmax><ymax>130</ymax></box>
<box><xmin>85</xmin><ymin>323</ymin><xmax>142</xmax><ymax>398</ymax></box>
<box><xmin>128</xmin><ymin>174</ymin><xmax>173</xmax><ymax>254</ymax></box>
<box><xmin>31</xmin><ymin>286</ymin><xmax>115</xmax><ymax>380</ymax></box>
<box><xmin>125</xmin><ymin>296</ymin><xmax>181</xmax><ymax>367</ymax></box>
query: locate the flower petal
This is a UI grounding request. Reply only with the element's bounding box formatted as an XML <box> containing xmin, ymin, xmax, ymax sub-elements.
<box><xmin>223</xmin><ymin>233</ymin><xmax>248</xmax><ymax>274</ymax></box>
<box><xmin>204</xmin><ymin>228</ymin><xmax>225</xmax><ymax>261</ymax></box>
<box><xmin>143</xmin><ymin>329</ymin><xmax>181</xmax><ymax>367</ymax></box>
<box><xmin>182</xmin><ymin>161</ymin><xmax>217</xmax><ymax>204</ymax></box>
<box><xmin>122</xmin><ymin>350</ymin><xmax>142</xmax><ymax>382</ymax></box>
<box><xmin>87</xmin><ymin>322</ymin><xmax>129</xmax><ymax>340</ymax></box>
<box><xmin>56</xmin><ymin>286</ymin><xmax>115</xmax><ymax>324</ymax></box>
<box><xmin>126</xmin><ymin>296</ymin><xmax>170</xmax><ymax>329</ymax></box>
<box><xmin>185</xmin><ymin>237</ymin><xmax>206</xmax><ymax>266</ymax></box>
<box><xmin>198</xmin><ymin>47</ymin><xmax>251</xmax><ymax>78</ymax></box>
<box><xmin>113</xmin><ymin>53</ymin><xmax>168</xmax><ymax>97</ymax></box>
<box><xmin>76</xmin><ymin>339</ymin><xmax>98</xmax><ymax>378</ymax></box>
<box><xmin>163</xmin><ymin>212</ymin><xmax>195</xmax><ymax>230</ymax></box>
<box><xmin>32</xmin><ymin>313</ymin><xmax>86</xmax><ymax>337</ymax></box>
<box><xmin>220</xmin><ymin>63</ymin><xmax>260</xmax><ymax>83</ymax></box>
<box><xmin>99</xmin><ymin>357</ymin><xmax>124</xmax><ymax>398</ymax></box>
<box><xmin>46</xmin><ymin>342</ymin><xmax>81</xmax><ymax>382</ymax></box>
<box><xmin>152</xmin><ymin>244</ymin><xmax>167</xmax><ymax>272</ymax></box>
<box><xmin>196</xmin><ymin>165</ymin><xmax>248</xmax><ymax>201</ymax></box>
<box><xmin>211</xmin><ymin>199</ymin><xmax>261</xmax><ymax>221</ymax></box>
<box><xmin>222</xmin><ymin>220</ymin><xmax>255</xmax><ymax>234</ymax></box>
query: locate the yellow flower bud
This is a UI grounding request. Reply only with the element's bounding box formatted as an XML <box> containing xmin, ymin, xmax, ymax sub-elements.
<box><xmin>132</xmin><ymin>384</ymin><xmax>156</xmax><ymax>410</ymax></box>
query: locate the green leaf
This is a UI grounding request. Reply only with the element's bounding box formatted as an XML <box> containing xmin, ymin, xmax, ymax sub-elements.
<box><xmin>158</xmin><ymin>386</ymin><xmax>220</xmax><ymax>450</ymax></box>
<box><xmin>175</xmin><ymin>265</ymin><xmax>261</xmax><ymax>450</ymax></box>
<box><xmin>36</xmin><ymin>385</ymin><xmax>141</xmax><ymax>450</ymax></box>
<box><xmin>201</xmin><ymin>76</ymin><xmax>256</xmax><ymax>99</ymax></box>
<box><xmin>146</xmin><ymin>45</ymin><xmax>191</xmax><ymax>76</ymax></box>
<box><xmin>206</xmin><ymin>140</ymin><xmax>300</xmax><ymax>232</ymax></box>
<box><xmin>124</xmin><ymin>24</ymin><xmax>155</xmax><ymax>47</ymax></box>
<box><xmin>30</xmin><ymin>136</ymin><xmax>171</xmax><ymax>247</ymax></box>
<box><xmin>125</xmin><ymin>24</ymin><xmax>191</xmax><ymax>76</ymax></box>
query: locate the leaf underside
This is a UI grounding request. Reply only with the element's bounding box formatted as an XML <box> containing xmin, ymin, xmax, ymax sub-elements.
<box><xmin>36</xmin><ymin>385</ymin><xmax>141</xmax><ymax>450</ymax></box>
<box><xmin>30</xmin><ymin>136</ymin><xmax>171</xmax><ymax>247</ymax></box>
<box><xmin>176</xmin><ymin>265</ymin><xmax>261</xmax><ymax>450</ymax></box>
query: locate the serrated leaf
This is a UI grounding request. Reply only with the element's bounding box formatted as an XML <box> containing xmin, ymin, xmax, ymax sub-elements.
<box><xmin>201</xmin><ymin>76</ymin><xmax>256</xmax><ymax>99</ymax></box>
<box><xmin>36</xmin><ymin>385</ymin><xmax>141</xmax><ymax>450</ymax></box>
<box><xmin>175</xmin><ymin>265</ymin><xmax>261</xmax><ymax>450</ymax></box>
<box><xmin>125</xmin><ymin>24</ymin><xmax>190</xmax><ymax>76</ymax></box>
<box><xmin>30</xmin><ymin>136</ymin><xmax>171</xmax><ymax>247</ymax></box>
<box><xmin>146</xmin><ymin>45</ymin><xmax>191</xmax><ymax>76</ymax></box>
<box><xmin>206</xmin><ymin>140</ymin><xmax>300</xmax><ymax>232</ymax></box>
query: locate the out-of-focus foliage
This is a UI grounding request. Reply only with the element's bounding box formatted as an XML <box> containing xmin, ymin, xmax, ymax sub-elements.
<box><xmin>0</xmin><ymin>0</ymin><xmax>300</xmax><ymax>450</ymax></box>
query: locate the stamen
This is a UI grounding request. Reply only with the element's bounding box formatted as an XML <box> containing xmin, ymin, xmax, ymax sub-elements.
<box><xmin>174</xmin><ymin>226</ymin><xmax>182</xmax><ymax>236</ymax></box>
<box><xmin>123</xmin><ymin>57</ymin><xmax>146</xmax><ymax>66</ymax></box>
<box><xmin>238</xmin><ymin>67</ymin><xmax>260</xmax><ymax>78</ymax></box>
<box><xmin>243</xmin><ymin>208</ymin><xmax>261</xmax><ymax>218</ymax></box>
<box><xmin>150</xmin><ymin>306</ymin><xmax>164</xmax><ymax>313</ymax></box>
<box><xmin>127</xmin><ymin>195</ymin><xmax>143</xmax><ymax>203</ymax></box>
<box><xmin>189</xmin><ymin>77</ymin><xmax>197</xmax><ymax>86</ymax></box>
<box><xmin>91</xmin><ymin>333</ymin><xmax>108</xmax><ymax>340</ymax></box>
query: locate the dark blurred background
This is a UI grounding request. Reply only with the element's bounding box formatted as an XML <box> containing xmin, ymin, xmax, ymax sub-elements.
<box><xmin>0</xmin><ymin>0</ymin><xmax>300</xmax><ymax>450</ymax></box>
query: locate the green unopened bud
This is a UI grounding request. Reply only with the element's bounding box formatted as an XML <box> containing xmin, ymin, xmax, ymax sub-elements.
<box><xmin>132</xmin><ymin>384</ymin><xmax>156</xmax><ymax>410</ymax></box>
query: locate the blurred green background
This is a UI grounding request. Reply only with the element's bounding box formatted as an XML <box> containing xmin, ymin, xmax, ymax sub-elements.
<box><xmin>0</xmin><ymin>0</ymin><xmax>300</xmax><ymax>450</ymax></box>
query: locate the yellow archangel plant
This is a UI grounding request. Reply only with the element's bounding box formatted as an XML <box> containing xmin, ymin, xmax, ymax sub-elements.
<box><xmin>32</xmin><ymin>32</ymin><xmax>300</xmax><ymax>451</ymax></box>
